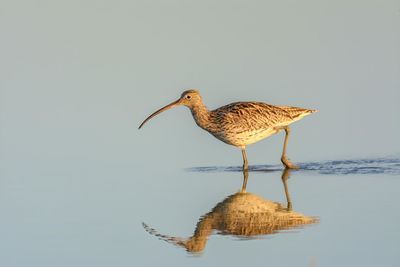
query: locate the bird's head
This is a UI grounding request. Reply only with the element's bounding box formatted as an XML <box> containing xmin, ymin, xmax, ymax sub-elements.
<box><xmin>138</xmin><ymin>89</ymin><xmax>202</xmax><ymax>129</ymax></box>
<box><xmin>179</xmin><ymin>89</ymin><xmax>202</xmax><ymax>108</ymax></box>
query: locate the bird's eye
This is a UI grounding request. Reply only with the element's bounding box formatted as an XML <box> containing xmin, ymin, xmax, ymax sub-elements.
<box><xmin>186</xmin><ymin>95</ymin><xmax>191</xmax><ymax>99</ymax></box>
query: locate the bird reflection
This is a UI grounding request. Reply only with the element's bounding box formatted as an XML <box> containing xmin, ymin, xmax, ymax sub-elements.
<box><xmin>143</xmin><ymin>169</ymin><xmax>318</xmax><ymax>253</ymax></box>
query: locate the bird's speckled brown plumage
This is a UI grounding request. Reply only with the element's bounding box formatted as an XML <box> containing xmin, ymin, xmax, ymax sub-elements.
<box><xmin>139</xmin><ymin>89</ymin><xmax>317</xmax><ymax>170</ymax></box>
<box><xmin>191</xmin><ymin>100</ymin><xmax>316</xmax><ymax>147</ymax></box>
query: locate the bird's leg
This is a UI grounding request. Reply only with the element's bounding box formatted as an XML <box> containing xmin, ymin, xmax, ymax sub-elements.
<box><xmin>241</xmin><ymin>147</ymin><xmax>249</xmax><ymax>171</ymax></box>
<box><xmin>281</xmin><ymin>168</ymin><xmax>292</xmax><ymax>211</ymax></box>
<box><xmin>281</xmin><ymin>126</ymin><xmax>299</xmax><ymax>169</ymax></box>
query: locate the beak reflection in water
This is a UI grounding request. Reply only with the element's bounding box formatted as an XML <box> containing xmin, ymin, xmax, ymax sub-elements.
<box><xmin>142</xmin><ymin>169</ymin><xmax>318</xmax><ymax>254</ymax></box>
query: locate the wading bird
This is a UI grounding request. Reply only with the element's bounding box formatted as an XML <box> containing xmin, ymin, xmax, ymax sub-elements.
<box><xmin>138</xmin><ymin>90</ymin><xmax>317</xmax><ymax>170</ymax></box>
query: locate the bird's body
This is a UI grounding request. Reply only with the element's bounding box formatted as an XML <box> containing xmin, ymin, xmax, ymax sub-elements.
<box><xmin>139</xmin><ymin>89</ymin><xmax>317</xmax><ymax>170</ymax></box>
<box><xmin>190</xmin><ymin>101</ymin><xmax>316</xmax><ymax>148</ymax></box>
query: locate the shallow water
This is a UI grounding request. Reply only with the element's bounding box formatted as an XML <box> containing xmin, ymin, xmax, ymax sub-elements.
<box><xmin>188</xmin><ymin>157</ymin><xmax>400</xmax><ymax>175</ymax></box>
<box><xmin>1</xmin><ymin>157</ymin><xmax>399</xmax><ymax>266</ymax></box>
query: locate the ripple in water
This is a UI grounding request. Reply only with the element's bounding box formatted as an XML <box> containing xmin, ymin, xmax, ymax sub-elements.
<box><xmin>187</xmin><ymin>157</ymin><xmax>400</xmax><ymax>175</ymax></box>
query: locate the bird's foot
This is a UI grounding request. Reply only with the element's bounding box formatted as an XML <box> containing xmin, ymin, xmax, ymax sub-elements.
<box><xmin>281</xmin><ymin>156</ymin><xmax>300</xmax><ymax>169</ymax></box>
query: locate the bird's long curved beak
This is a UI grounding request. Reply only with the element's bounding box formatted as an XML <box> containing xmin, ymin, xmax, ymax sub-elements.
<box><xmin>138</xmin><ymin>99</ymin><xmax>181</xmax><ymax>129</ymax></box>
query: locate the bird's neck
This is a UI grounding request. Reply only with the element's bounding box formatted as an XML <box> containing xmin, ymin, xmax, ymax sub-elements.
<box><xmin>190</xmin><ymin>102</ymin><xmax>212</xmax><ymax>130</ymax></box>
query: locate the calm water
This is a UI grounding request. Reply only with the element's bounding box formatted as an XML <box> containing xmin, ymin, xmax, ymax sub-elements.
<box><xmin>1</xmin><ymin>158</ymin><xmax>399</xmax><ymax>267</ymax></box>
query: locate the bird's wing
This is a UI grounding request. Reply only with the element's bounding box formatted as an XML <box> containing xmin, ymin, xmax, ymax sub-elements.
<box><xmin>277</xmin><ymin>105</ymin><xmax>317</xmax><ymax>121</ymax></box>
<box><xmin>212</xmin><ymin>102</ymin><xmax>298</xmax><ymax>130</ymax></box>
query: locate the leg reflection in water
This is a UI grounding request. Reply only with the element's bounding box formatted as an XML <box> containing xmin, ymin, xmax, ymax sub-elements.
<box><xmin>143</xmin><ymin>169</ymin><xmax>318</xmax><ymax>254</ymax></box>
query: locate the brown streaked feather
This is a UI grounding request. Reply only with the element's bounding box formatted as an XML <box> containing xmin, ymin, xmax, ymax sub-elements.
<box><xmin>277</xmin><ymin>105</ymin><xmax>317</xmax><ymax>119</ymax></box>
<box><xmin>211</xmin><ymin>102</ymin><xmax>312</xmax><ymax>129</ymax></box>
<box><xmin>189</xmin><ymin>102</ymin><xmax>317</xmax><ymax>147</ymax></box>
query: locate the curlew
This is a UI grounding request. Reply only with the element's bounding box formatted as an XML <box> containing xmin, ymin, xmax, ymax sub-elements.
<box><xmin>138</xmin><ymin>89</ymin><xmax>317</xmax><ymax>170</ymax></box>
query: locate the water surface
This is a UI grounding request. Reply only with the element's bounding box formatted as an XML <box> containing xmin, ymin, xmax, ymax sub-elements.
<box><xmin>1</xmin><ymin>158</ymin><xmax>399</xmax><ymax>267</ymax></box>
